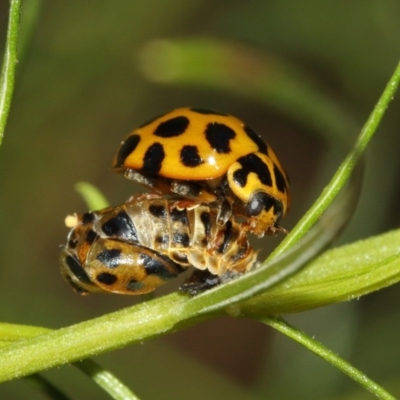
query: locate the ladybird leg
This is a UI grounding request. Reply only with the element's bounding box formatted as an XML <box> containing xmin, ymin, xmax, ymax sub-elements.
<box><xmin>170</xmin><ymin>181</ymin><xmax>217</xmax><ymax>203</ymax></box>
<box><xmin>170</xmin><ymin>199</ymin><xmax>200</xmax><ymax>211</ymax></box>
<box><xmin>215</xmin><ymin>198</ymin><xmax>233</xmax><ymax>226</ymax></box>
<box><xmin>268</xmin><ymin>224</ymin><xmax>289</xmax><ymax>235</ymax></box>
<box><xmin>127</xmin><ymin>192</ymin><xmax>163</xmax><ymax>202</ymax></box>
<box><xmin>180</xmin><ymin>269</ymin><xmax>221</xmax><ymax>295</ymax></box>
<box><xmin>124</xmin><ymin>169</ymin><xmax>173</xmax><ymax>195</ymax></box>
<box><xmin>124</xmin><ymin>169</ymin><xmax>158</xmax><ymax>190</ymax></box>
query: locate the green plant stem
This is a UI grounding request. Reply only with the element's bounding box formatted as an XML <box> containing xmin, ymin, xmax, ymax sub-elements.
<box><xmin>0</xmin><ymin>0</ymin><xmax>21</xmax><ymax>146</ymax></box>
<box><xmin>271</xmin><ymin>61</ymin><xmax>400</xmax><ymax>258</ymax></box>
<box><xmin>0</xmin><ymin>324</ymin><xmax>139</xmax><ymax>399</ymax></box>
<box><xmin>260</xmin><ymin>317</ymin><xmax>396</xmax><ymax>400</ymax></box>
<box><xmin>77</xmin><ymin>359</ymin><xmax>139</xmax><ymax>400</ymax></box>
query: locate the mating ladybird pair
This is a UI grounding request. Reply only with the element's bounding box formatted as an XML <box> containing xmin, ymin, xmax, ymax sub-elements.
<box><xmin>61</xmin><ymin>107</ymin><xmax>290</xmax><ymax>295</ymax></box>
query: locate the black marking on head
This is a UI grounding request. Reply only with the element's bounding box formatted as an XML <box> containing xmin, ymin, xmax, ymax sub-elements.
<box><xmin>127</xmin><ymin>280</ymin><xmax>145</xmax><ymax>291</ymax></box>
<box><xmin>97</xmin><ymin>248</ymin><xmax>122</xmax><ymax>269</ymax></box>
<box><xmin>232</xmin><ymin>153</ymin><xmax>272</xmax><ymax>188</ymax></box>
<box><xmin>149</xmin><ymin>204</ymin><xmax>167</xmax><ymax>218</ymax></box>
<box><xmin>173</xmin><ymin>232</ymin><xmax>190</xmax><ymax>247</ymax></box>
<box><xmin>96</xmin><ymin>272</ymin><xmax>117</xmax><ymax>286</ymax></box>
<box><xmin>273</xmin><ymin>162</ymin><xmax>287</xmax><ymax>193</ymax></box>
<box><xmin>65</xmin><ymin>255</ymin><xmax>92</xmax><ymax>284</ymax></box>
<box><xmin>82</xmin><ymin>212</ymin><xmax>95</xmax><ymax>225</ymax></box>
<box><xmin>85</xmin><ymin>230</ymin><xmax>98</xmax><ymax>245</ymax></box>
<box><xmin>115</xmin><ymin>134</ymin><xmax>141</xmax><ymax>167</ymax></box>
<box><xmin>243</xmin><ymin>125</ymin><xmax>268</xmax><ymax>154</ymax></box>
<box><xmin>154</xmin><ymin>116</ymin><xmax>190</xmax><ymax>138</ymax></box>
<box><xmin>218</xmin><ymin>221</ymin><xmax>232</xmax><ymax>254</ymax></box>
<box><xmin>200</xmin><ymin>211</ymin><xmax>211</xmax><ymax>238</ymax></box>
<box><xmin>140</xmin><ymin>252</ymin><xmax>180</xmax><ymax>279</ymax></box>
<box><xmin>180</xmin><ymin>145</ymin><xmax>204</xmax><ymax>167</ymax></box>
<box><xmin>246</xmin><ymin>192</ymin><xmax>283</xmax><ymax>218</ymax></box>
<box><xmin>101</xmin><ymin>211</ymin><xmax>138</xmax><ymax>242</ymax></box>
<box><xmin>170</xmin><ymin>208</ymin><xmax>189</xmax><ymax>226</ymax></box>
<box><xmin>142</xmin><ymin>142</ymin><xmax>165</xmax><ymax>174</ymax></box>
<box><xmin>190</xmin><ymin>108</ymin><xmax>228</xmax><ymax>116</ymax></box>
<box><xmin>205</xmin><ymin>123</ymin><xmax>236</xmax><ymax>154</ymax></box>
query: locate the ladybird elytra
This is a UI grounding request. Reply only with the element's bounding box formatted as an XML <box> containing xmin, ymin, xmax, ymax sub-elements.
<box><xmin>113</xmin><ymin>107</ymin><xmax>290</xmax><ymax>236</ymax></box>
<box><xmin>60</xmin><ymin>194</ymin><xmax>257</xmax><ymax>295</ymax></box>
<box><xmin>114</xmin><ymin>107</ymin><xmax>264</xmax><ymax>179</ymax></box>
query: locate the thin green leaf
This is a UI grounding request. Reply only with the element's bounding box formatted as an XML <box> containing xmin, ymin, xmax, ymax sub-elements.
<box><xmin>77</xmin><ymin>360</ymin><xmax>140</xmax><ymax>400</ymax></box>
<box><xmin>0</xmin><ymin>323</ymin><xmax>139</xmax><ymax>400</ymax></box>
<box><xmin>241</xmin><ymin>228</ymin><xmax>400</xmax><ymax>315</ymax></box>
<box><xmin>260</xmin><ymin>317</ymin><xmax>396</xmax><ymax>400</ymax></box>
<box><xmin>272</xmin><ymin>61</ymin><xmax>400</xmax><ymax>257</ymax></box>
<box><xmin>75</xmin><ymin>181</ymin><xmax>110</xmax><ymax>210</ymax></box>
<box><xmin>0</xmin><ymin>0</ymin><xmax>21</xmax><ymax>146</ymax></box>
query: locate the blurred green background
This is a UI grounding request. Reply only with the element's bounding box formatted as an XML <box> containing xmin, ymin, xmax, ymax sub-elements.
<box><xmin>1</xmin><ymin>1</ymin><xmax>400</xmax><ymax>398</ymax></box>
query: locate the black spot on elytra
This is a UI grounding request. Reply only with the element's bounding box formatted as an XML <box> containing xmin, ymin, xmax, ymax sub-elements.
<box><xmin>205</xmin><ymin>123</ymin><xmax>236</xmax><ymax>154</ymax></box>
<box><xmin>65</xmin><ymin>255</ymin><xmax>92</xmax><ymax>284</ymax></box>
<box><xmin>232</xmin><ymin>153</ymin><xmax>272</xmax><ymax>188</ymax></box>
<box><xmin>140</xmin><ymin>252</ymin><xmax>181</xmax><ymax>279</ymax></box>
<box><xmin>127</xmin><ymin>280</ymin><xmax>145</xmax><ymax>291</ymax></box>
<box><xmin>149</xmin><ymin>204</ymin><xmax>167</xmax><ymax>218</ymax></box>
<box><xmin>218</xmin><ymin>220</ymin><xmax>232</xmax><ymax>254</ymax></box>
<box><xmin>200</xmin><ymin>211</ymin><xmax>211</xmax><ymax>238</ymax></box>
<box><xmin>85</xmin><ymin>230</ymin><xmax>98</xmax><ymax>245</ymax></box>
<box><xmin>141</xmin><ymin>143</ymin><xmax>165</xmax><ymax>174</ymax></box>
<box><xmin>190</xmin><ymin>108</ymin><xmax>228</xmax><ymax>116</ymax></box>
<box><xmin>173</xmin><ymin>232</ymin><xmax>190</xmax><ymax>247</ymax></box>
<box><xmin>180</xmin><ymin>145</ymin><xmax>203</xmax><ymax>167</ymax></box>
<box><xmin>154</xmin><ymin>116</ymin><xmax>190</xmax><ymax>138</ymax></box>
<box><xmin>96</xmin><ymin>272</ymin><xmax>117</xmax><ymax>285</ymax></box>
<box><xmin>97</xmin><ymin>248</ymin><xmax>122</xmax><ymax>269</ymax></box>
<box><xmin>243</xmin><ymin>125</ymin><xmax>268</xmax><ymax>155</ymax></box>
<box><xmin>82</xmin><ymin>212</ymin><xmax>95</xmax><ymax>225</ymax></box>
<box><xmin>114</xmin><ymin>134</ymin><xmax>140</xmax><ymax>167</ymax></box>
<box><xmin>273</xmin><ymin>162</ymin><xmax>287</xmax><ymax>193</ymax></box>
<box><xmin>101</xmin><ymin>211</ymin><xmax>138</xmax><ymax>242</ymax></box>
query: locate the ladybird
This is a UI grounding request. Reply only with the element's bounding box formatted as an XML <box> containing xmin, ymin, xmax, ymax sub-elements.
<box><xmin>113</xmin><ymin>107</ymin><xmax>290</xmax><ymax>237</ymax></box>
<box><xmin>60</xmin><ymin>194</ymin><xmax>257</xmax><ymax>295</ymax></box>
